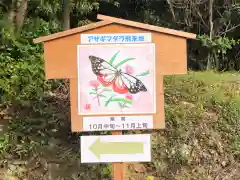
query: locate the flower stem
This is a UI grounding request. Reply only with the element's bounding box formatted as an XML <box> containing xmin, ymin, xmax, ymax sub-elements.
<box><xmin>97</xmin><ymin>95</ymin><xmax>100</xmax><ymax>106</ymax></box>
<box><xmin>96</xmin><ymin>87</ymin><xmax>100</xmax><ymax>106</ymax></box>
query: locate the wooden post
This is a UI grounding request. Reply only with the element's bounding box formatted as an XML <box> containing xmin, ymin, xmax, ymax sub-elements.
<box><xmin>112</xmin><ymin>131</ymin><xmax>124</xmax><ymax>180</ymax></box>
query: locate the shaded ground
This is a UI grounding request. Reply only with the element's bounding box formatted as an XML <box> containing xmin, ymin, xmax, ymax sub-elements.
<box><xmin>1</xmin><ymin>71</ymin><xmax>240</xmax><ymax>180</ymax></box>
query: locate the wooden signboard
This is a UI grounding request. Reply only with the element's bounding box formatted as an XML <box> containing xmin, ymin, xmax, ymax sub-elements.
<box><xmin>34</xmin><ymin>14</ymin><xmax>196</xmax><ymax>180</ymax></box>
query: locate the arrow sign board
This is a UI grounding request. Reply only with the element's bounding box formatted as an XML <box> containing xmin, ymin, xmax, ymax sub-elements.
<box><xmin>81</xmin><ymin>134</ymin><xmax>151</xmax><ymax>163</ymax></box>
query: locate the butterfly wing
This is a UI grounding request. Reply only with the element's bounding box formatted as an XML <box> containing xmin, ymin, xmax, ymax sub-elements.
<box><xmin>112</xmin><ymin>75</ymin><xmax>129</xmax><ymax>94</ymax></box>
<box><xmin>89</xmin><ymin>55</ymin><xmax>117</xmax><ymax>86</ymax></box>
<box><xmin>88</xmin><ymin>55</ymin><xmax>147</xmax><ymax>94</ymax></box>
<box><xmin>119</xmin><ymin>72</ymin><xmax>147</xmax><ymax>94</ymax></box>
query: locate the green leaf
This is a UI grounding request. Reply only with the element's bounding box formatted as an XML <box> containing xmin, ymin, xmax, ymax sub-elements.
<box><xmin>102</xmin><ymin>167</ymin><xmax>111</xmax><ymax>175</ymax></box>
<box><xmin>98</xmin><ymin>94</ymin><xmax>107</xmax><ymax>98</ymax></box>
<box><xmin>109</xmin><ymin>51</ymin><xmax>120</xmax><ymax>64</ymax></box>
<box><xmin>105</xmin><ymin>95</ymin><xmax>116</xmax><ymax>107</ymax></box>
<box><xmin>136</xmin><ymin>70</ymin><xmax>150</xmax><ymax>77</ymax></box>
<box><xmin>108</xmin><ymin>98</ymin><xmax>132</xmax><ymax>104</ymax></box>
<box><xmin>115</xmin><ymin>58</ymin><xmax>135</xmax><ymax>68</ymax></box>
<box><xmin>89</xmin><ymin>92</ymin><xmax>97</xmax><ymax>95</ymax></box>
<box><xmin>102</xmin><ymin>88</ymin><xmax>112</xmax><ymax>92</ymax></box>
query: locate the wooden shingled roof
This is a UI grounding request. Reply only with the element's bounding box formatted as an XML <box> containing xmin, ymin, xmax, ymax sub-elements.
<box><xmin>33</xmin><ymin>14</ymin><xmax>196</xmax><ymax>44</ymax></box>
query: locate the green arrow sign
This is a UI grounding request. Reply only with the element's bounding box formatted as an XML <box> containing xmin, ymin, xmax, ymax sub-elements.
<box><xmin>89</xmin><ymin>138</ymin><xmax>144</xmax><ymax>159</ymax></box>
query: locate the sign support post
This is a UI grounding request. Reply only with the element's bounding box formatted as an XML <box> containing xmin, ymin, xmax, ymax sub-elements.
<box><xmin>112</xmin><ymin>131</ymin><xmax>124</xmax><ymax>180</ymax></box>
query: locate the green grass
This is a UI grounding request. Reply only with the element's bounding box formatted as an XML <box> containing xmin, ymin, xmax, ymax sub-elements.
<box><xmin>128</xmin><ymin>71</ymin><xmax>240</xmax><ymax>180</ymax></box>
<box><xmin>1</xmin><ymin>71</ymin><xmax>240</xmax><ymax>180</ymax></box>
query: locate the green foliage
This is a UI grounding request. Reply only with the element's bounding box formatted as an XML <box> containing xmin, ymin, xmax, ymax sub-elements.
<box><xmin>0</xmin><ymin>20</ymin><xmax>53</xmax><ymax>104</ymax></box>
<box><xmin>114</xmin><ymin>57</ymin><xmax>135</xmax><ymax>68</ymax></box>
<box><xmin>0</xmin><ymin>134</ymin><xmax>10</xmax><ymax>158</ymax></box>
<box><xmin>136</xmin><ymin>70</ymin><xmax>150</xmax><ymax>77</ymax></box>
<box><xmin>0</xmin><ymin>18</ymin><xmax>16</xmax><ymax>43</ymax></box>
<box><xmin>109</xmin><ymin>50</ymin><xmax>120</xmax><ymax>64</ymax></box>
<box><xmin>72</xmin><ymin>0</ymin><xmax>100</xmax><ymax>14</ymax></box>
<box><xmin>197</xmin><ymin>34</ymin><xmax>240</xmax><ymax>70</ymax></box>
<box><xmin>102</xmin><ymin>166</ymin><xmax>111</xmax><ymax>175</ymax></box>
<box><xmin>198</xmin><ymin>35</ymin><xmax>240</xmax><ymax>54</ymax></box>
<box><xmin>0</xmin><ymin>16</ymin><xmax>61</xmax><ymax>162</ymax></box>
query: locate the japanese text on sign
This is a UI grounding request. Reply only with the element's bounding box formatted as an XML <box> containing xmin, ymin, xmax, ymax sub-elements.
<box><xmin>81</xmin><ymin>33</ymin><xmax>152</xmax><ymax>44</ymax></box>
<box><xmin>83</xmin><ymin>116</ymin><xmax>153</xmax><ymax>132</ymax></box>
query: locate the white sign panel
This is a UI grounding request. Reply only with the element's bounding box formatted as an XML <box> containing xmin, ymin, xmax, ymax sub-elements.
<box><xmin>77</xmin><ymin>43</ymin><xmax>156</xmax><ymax>115</ymax></box>
<box><xmin>83</xmin><ymin>116</ymin><xmax>153</xmax><ymax>131</ymax></box>
<box><xmin>81</xmin><ymin>33</ymin><xmax>152</xmax><ymax>44</ymax></box>
<box><xmin>81</xmin><ymin>134</ymin><xmax>151</xmax><ymax>163</ymax></box>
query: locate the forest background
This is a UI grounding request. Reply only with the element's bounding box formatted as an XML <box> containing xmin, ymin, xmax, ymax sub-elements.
<box><xmin>0</xmin><ymin>0</ymin><xmax>240</xmax><ymax>179</ymax></box>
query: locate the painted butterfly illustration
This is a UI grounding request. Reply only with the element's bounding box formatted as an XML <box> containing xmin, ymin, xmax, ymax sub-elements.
<box><xmin>89</xmin><ymin>55</ymin><xmax>147</xmax><ymax>94</ymax></box>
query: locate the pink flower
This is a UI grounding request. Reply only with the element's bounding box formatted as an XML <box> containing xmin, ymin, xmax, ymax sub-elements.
<box><xmin>125</xmin><ymin>65</ymin><xmax>134</xmax><ymax>75</ymax></box>
<box><xmin>89</xmin><ymin>80</ymin><xmax>99</xmax><ymax>88</ymax></box>
<box><xmin>126</xmin><ymin>95</ymin><xmax>133</xmax><ymax>100</ymax></box>
<box><xmin>84</xmin><ymin>104</ymin><xmax>91</xmax><ymax>110</ymax></box>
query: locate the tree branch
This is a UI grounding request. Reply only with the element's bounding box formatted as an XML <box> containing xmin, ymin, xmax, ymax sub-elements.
<box><xmin>220</xmin><ymin>24</ymin><xmax>240</xmax><ymax>36</ymax></box>
<box><xmin>166</xmin><ymin>0</ymin><xmax>177</xmax><ymax>22</ymax></box>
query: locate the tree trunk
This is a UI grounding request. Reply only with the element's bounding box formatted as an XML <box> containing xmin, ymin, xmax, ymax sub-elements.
<box><xmin>62</xmin><ymin>0</ymin><xmax>70</xmax><ymax>98</ymax></box>
<box><xmin>62</xmin><ymin>0</ymin><xmax>70</xmax><ymax>30</ymax></box>
<box><xmin>214</xmin><ymin>50</ymin><xmax>220</xmax><ymax>70</ymax></box>
<box><xmin>8</xmin><ymin>0</ymin><xmax>17</xmax><ymax>24</ymax></box>
<box><xmin>207</xmin><ymin>0</ymin><xmax>214</xmax><ymax>70</ymax></box>
<box><xmin>15</xmin><ymin>0</ymin><xmax>28</xmax><ymax>32</ymax></box>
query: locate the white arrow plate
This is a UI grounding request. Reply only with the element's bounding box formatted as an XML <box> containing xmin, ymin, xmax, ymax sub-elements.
<box><xmin>80</xmin><ymin>134</ymin><xmax>151</xmax><ymax>163</ymax></box>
